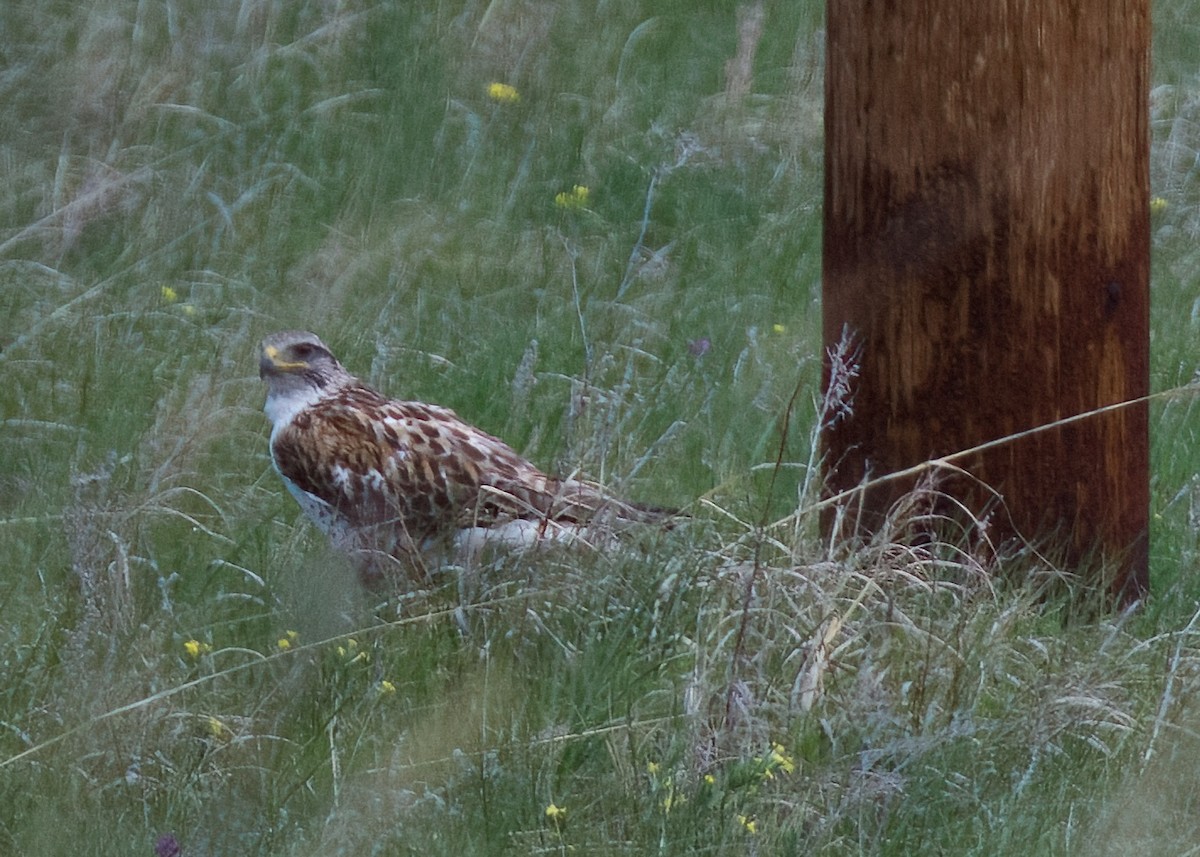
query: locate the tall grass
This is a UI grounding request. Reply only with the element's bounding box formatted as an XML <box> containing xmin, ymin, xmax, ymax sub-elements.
<box><xmin>2</xmin><ymin>1</ymin><xmax>1200</xmax><ymax>854</ymax></box>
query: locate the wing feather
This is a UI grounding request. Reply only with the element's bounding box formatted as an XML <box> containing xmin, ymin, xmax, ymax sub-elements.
<box><xmin>270</xmin><ymin>383</ymin><xmax>632</xmax><ymax>545</ymax></box>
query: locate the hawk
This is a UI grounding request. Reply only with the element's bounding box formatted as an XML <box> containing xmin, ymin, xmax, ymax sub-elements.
<box><xmin>259</xmin><ymin>330</ymin><xmax>672</xmax><ymax>582</ymax></box>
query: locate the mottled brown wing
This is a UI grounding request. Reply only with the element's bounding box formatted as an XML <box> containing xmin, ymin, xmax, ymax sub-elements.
<box><xmin>270</xmin><ymin>383</ymin><xmax>583</xmax><ymax>542</ymax></box>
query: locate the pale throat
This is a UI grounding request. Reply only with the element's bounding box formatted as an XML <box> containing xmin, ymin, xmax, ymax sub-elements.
<box><xmin>264</xmin><ymin>383</ymin><xmax>329</xmax><ymax>436</ymax></box>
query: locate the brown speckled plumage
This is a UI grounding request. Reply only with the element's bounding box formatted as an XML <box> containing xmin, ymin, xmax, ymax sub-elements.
<box><xmin>259</xmin><ymin>330</ymin><xmax>670</xmax><ymax>580</ymax></box>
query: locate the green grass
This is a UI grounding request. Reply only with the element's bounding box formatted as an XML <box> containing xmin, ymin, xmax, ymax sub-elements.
<box><xmin>3</xmin><ymin>1</ymin><xmax>1200</xmax><ymax>854</ymax></box>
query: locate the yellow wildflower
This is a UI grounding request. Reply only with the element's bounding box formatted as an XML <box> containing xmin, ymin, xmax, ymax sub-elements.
<box><xmin>377</xmin><ymin>680</ymin><xmax>396</xmax><ymax>695</ymax></box>
<box><xmin>554</xmin><ymin>184</ymin><xmax>590</xmax><ymax>210</ymax></box>
<box><xmin>277</xmin><ymin>630</ymin><xmax>300</xmax><ymax>651</ymax></box>
<box><xmin>703</xmin><ymin>773</ymin><xmax>716</xmax><ymax>785</ymax></box>
<box><xmin>769</xmin><ymin>742</ymin><xmax>796</xmax><ymax>775</ymax></box>
<box><xmin>646</xmin><ymin>761</ymin><xmax>660</xmax><ymax>775</ymax></box>
<box><xmin>752</xmin><ymin>741</ymin><xmax>795</xmax><ymax>781</ymax></box>
<box><xmin>160</xmin><ymin>285</ymin><xmax>179</xmax><ymax>303</ymax></box>
<box><xmin>544</xmin><ymin>802</ymin><xmax>567</xmax><ymax>821</ymax></box>
<box><xmin>487</xmin><ymin>82</ymin><xmax>520</xmax><ymax>103</ymax></box>
<box><xmin>206</xmin><ymin>716</ymin><xmax>232</xmax><ymax>741</ymax></box>
<box><xmin>183</xmin><ymin>639</ymin><xmax>211</xmax><ymax>658</ymax></box>
<box><xmin>771</xmin><ymin>323</ymin><xmax>787</xmax><ymax>335</ymax></box>
<box><xmin>1151</xmin><ymin>196</ymin><xmax>1168</xmax><ymax>216</ymax></box>
<box><xmin>737</xmin><ymin>814</ymin><xmax>757</xmax><ymax>835</ymax></box>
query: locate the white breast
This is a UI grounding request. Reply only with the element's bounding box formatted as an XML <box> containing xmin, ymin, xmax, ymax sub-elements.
<box><xmin>264</xmin><ymin>385</ymin><xmax>328</xmax><ymax>441</ymax></box>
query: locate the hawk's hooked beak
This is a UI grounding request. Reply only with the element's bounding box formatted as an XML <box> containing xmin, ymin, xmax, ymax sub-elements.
<box><xmin>259</xmin><ymin>344</ymin><xmax>306</xmax><ymax>379</ymax></box>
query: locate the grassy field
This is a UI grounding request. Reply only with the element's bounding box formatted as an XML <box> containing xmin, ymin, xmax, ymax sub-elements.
<box><xmin>4</xmin><ymin>1</ymin><xmax>1200</xmax><ymax>854</ymax></box>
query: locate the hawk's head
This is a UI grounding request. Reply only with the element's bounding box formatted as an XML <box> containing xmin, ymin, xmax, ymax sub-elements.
<box><xmin>259</xmin><ymin>331</ymin><xmax>353</xmax><ymax>423</ymax></box>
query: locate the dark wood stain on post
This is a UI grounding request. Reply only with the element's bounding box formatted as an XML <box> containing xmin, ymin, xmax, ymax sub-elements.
<box><xmin>822</xmin><ymin>2</ymin><xmax>1149</xmax><ymax>600</ymax></box>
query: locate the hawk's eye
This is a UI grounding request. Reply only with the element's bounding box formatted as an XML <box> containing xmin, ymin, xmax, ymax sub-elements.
<box><xmin>293</xmin><ymin>343</ymin><xmax>317</xmax><ymax>360</ymax></box>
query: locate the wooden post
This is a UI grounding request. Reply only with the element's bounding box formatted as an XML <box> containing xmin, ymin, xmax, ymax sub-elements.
<box><xmin>822</xmin><ymin>2</ymin><xmax>1150</xmax><ymax>601</ymax></box>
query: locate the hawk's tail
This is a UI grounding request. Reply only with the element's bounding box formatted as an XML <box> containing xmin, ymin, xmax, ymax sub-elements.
<box><xmin>552</xmin><ymin>479</ymin><xmax>682</xmax><ymax>528</ymax></box>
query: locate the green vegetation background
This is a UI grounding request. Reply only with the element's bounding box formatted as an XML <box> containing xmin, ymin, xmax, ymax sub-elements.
<box><xmin>2</xmin><ymin>1</ymin><xmax>1200</xmax><ymax>854</ymax></box>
